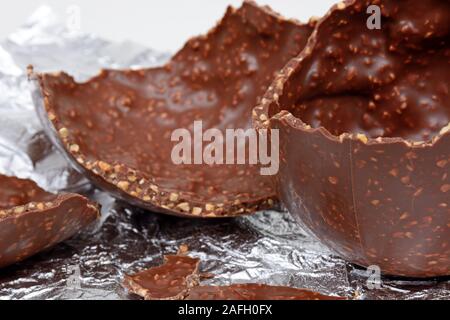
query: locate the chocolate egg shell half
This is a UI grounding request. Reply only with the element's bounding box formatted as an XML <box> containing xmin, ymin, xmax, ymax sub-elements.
<box><xmin>31</xmin><ymin>1</ymin><xmax>314</xmax><ymax>218</ymax></box>
<box><xmin>0</xmin><ymin>174</ymin><xmax>99</xmax><ymax>268</ymax></box>
<box><xmin>254</xmin><ymin>0</ymin><xmax>450</xmax><ymax>277</ymax></box>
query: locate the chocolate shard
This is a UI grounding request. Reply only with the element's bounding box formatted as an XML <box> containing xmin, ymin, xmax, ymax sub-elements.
<box><xmin>254</xmin><ymin>0</ymin><xmax>450</xmax><ymax>277</ymax></box>
<box><xmin>32</xmin><ymin>0</ymin><xmax>314</xmax><ymax>218</ymax></box>
<box><xmin>123</xmin><ymin>255</ymin><xmax>201</xmax><ymax>300</ymax></box>
<box><xmin>123</xmin><ymin>251</ymin><xmax>344</xmax><ymax>300</ymax></box>
<box><xmin>186</xmin><ymin>283</ymin><xmax>345</xmax><ymax>300</ymax></box>
<box><xmin>0</xmin><ymin>174</ymin><xmax>99</xmax><ymax>269</ymax></box>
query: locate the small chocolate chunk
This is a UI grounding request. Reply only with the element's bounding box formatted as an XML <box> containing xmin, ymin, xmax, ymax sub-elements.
<box><xmin>123</xmin><ymin>255</ymin><xmax>200</xmax><ymax>300</ymax></box>
<box><xmin>0</xmin><ymin>174</ymin><xmax>99</xmax><ymax>268</ymax></box>
<box><xmin>254</xmin><ymin>0</ymin><xmax>450</xmax><ymax>277</ymax></box>
<box><xmin>32</xmin><ymin>0</ymin><xmax>314</xmax><ymax>218</ymax></box>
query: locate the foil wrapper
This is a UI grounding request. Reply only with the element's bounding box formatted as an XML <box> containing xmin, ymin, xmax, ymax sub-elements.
<box><xmin>0</xmin><ymin>6</ymin><xmax>448</xmax><ymax>300</ymax></box>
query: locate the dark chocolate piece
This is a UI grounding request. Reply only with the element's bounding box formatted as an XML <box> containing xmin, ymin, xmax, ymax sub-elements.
<box><xmin>187</xmin><ymin>283</ymin><xmax>345</xmax><ymax>300</ymax></box>
<box><xmin>123</xmin><ymin>255</ymin><xmax>200</xmax><ymax>300</ymax></box>
<box><xmin>0</xmin><ymin>174</ymin><xmax>99</xmax><ymax>268</ymax></box>
<box><xmin>123</xmin><ymin>251</ymin><xmax>344</xmax><ymax>300</ymax></box>
<box><xmin>32</xmin><ymin>1</ymin><xmax>314</xmax><ymax>218</ymax></box>
<box><xmin>254</xmin><ymin>0</ymin><xmax>450</xmax><ymax>277</ymax></box>
<box><xmin>0</xmin><ymin>174</ymin><xmax>54</xmax><ymax>209</ymax></box>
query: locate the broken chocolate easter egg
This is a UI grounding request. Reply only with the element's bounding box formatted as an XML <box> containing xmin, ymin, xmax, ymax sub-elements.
<box><xmin>32</xmin><ymin>1</ymin><xmax>314</xmax><ymax>218</ymax></box>
<box><xmin>254</xmin><ymin>0</ymin><xmax>450</xmax><ymax>277</ymax></box>
<box><xmin>0</xmin><ymin>174</ymin><xmax>99</xmax><ymax>268</ymax></box>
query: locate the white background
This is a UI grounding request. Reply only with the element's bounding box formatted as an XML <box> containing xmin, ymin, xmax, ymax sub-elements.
<box><xmin>0</xmin><ymin>0</ymin><xmax>337</xmax><ymax>51</ymax></box>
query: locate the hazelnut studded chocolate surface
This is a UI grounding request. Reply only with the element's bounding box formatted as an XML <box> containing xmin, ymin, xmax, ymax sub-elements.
<box><xmin>34</xmin><ymin>1</ymin><xmax>314</xmax><ymax>218</ymax></box>
<box><xmin>123</xmin><ymin>255</ymin><xmax>201</xmax><ymax>300</ymax></box>
<box><xmin>254</xmin><ymin>0</ymin><xmax>450</xmax><ymax>277</ymax></box>
<box><xmin>0</xmin><ymin>174</ymin><xmax>99</xmax><ymax>268</ymax></box>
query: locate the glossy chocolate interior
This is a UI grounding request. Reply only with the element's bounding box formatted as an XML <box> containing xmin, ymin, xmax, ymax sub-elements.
<box><xmin>277</xmin><ymin>0</ymin><xmax>449</xmax><ymax>142</ymax></box>
<box><xmin>38</xmin><ymin>1</ymin><xmax>314</xmax><ymax>217</ymax></box>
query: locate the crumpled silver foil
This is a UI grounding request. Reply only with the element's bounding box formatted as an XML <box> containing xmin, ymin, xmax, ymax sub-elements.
<box><xmin>0</xmin><ymin>6</ymin><xmax>448</xmax><ymax>300</ymax></box>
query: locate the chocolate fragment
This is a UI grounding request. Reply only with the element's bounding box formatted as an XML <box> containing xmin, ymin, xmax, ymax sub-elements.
<box><xmin>32</xmin><ymin>1</ymin><xmax>314</xmax><ymax>218</ymax></box>
<box><xmin>123</xmin><ymin>251</ymin><xmax>344</xmax><ymax>300</ymax></box>
<box><xmin>0</xmin><ymin>174</ymin><xmax>54</xmax><ymax>209</ymax></box>
<box><xmin>254</xmin><ymin>0</ymin><xmax>450</xmax><ymax>277</ymax></box>
<box><xmin>123</xmin><ymin>255</ymin><xmax>200</xmax><ymax>300</ymax></box>
<box><xmin>0</xmin><ymin>174</ymin><xmax>99</xmax><ymax>268</ymax></box>
<box><xmin>186</xmin><ymin>283</ymin><xmax>344</xmax><ymax>300</ymax></box>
